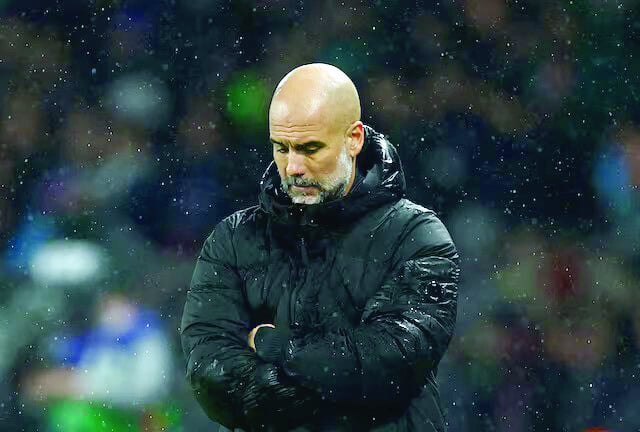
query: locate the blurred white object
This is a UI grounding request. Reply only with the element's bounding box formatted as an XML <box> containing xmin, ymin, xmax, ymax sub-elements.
<box><xmin>76</xmin><ymin>332</ymin><xmax>170</xmax><ymax>406</ymax></box>
<box><xmin>18</xmin><ymin>295</ymin><xmax>172</xmax><ymax>408</ymax></box>
<box><xmin>29</xmin><ymin>240</ymin><xmax>107</xmax><ymax>286</ymax></box>
<box><xmin>106</xmin><ymin>72</ymin><xmax>171</xmax><ymax>128</ymax></box>
<box><xmin>70</xmin><ymin>295</ymin><xmax>171</xmax><ymax>406</ymax></box>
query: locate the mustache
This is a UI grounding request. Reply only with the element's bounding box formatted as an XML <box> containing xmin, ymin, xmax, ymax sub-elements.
<box><xmin>286</xmin><ymin>178</ymin><xmax>320</xmax><ymax>188</ymax></box>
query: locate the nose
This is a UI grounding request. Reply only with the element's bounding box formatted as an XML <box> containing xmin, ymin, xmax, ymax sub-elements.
<box><xmin>286</xmin><ymin>151</ymin><xmax>306</xmax><ymax>177</ymax></box>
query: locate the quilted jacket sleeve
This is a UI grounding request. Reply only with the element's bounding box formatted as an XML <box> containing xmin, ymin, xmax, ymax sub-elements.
<box><xmin>254</xmin><ymin>212</ymin><xmax>459</xmax><ymax>407</ymax></box>
<box><xmin>180</xmin><ymin>217</ymin><xmax>322</xmax><ymax>430</ymax></box>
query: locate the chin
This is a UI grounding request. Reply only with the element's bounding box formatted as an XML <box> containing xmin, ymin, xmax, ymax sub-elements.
<box><xmin>290</xmin><ymin>194</ymin><xmax>322</xmax><ymax>205</ymax></box>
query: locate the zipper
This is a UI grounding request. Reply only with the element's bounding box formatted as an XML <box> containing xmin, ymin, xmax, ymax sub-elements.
<box><xmin>300</xmin><ymin>234</ymin><xmax>309</xmax><ymax>266</ymax></box>
<box><xmin>290</xmin><ymin>232</ymin><xmax>309</xmax><ymax>328</ymax></box>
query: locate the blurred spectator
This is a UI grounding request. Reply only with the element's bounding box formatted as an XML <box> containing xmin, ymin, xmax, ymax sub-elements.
<box><xmin>21</xmin><ymin>293</ymin><xmax>177</xmax><ymax>432</ymax></box>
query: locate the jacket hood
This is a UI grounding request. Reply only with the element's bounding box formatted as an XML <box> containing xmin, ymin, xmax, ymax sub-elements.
<box><xmin>258</xmin><ymin>124</ymin><xmax>406</xmax><ymax>227</ymax></box>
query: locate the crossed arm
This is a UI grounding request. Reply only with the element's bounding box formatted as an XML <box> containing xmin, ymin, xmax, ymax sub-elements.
<box><xmin>180</xmin><ymin>214</ymin><xmax>459</xmax><ymax>429</ymax></box>
<box><xmin>180</xmin><ymin>222</ymin><xmax>322</xmax><ymax>431</ymax></box>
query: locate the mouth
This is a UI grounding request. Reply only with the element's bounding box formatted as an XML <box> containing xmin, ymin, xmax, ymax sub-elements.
<box><xmin>291</xmin><ymin>185</ymin><xmax>317</xmax><ymax>192</ymax></box>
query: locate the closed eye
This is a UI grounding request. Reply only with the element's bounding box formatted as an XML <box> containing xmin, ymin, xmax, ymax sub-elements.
<box><xmin>302</xmin><ymin>147</ymin><xmax>320</xmax><ymax>154</ymax></box>
<box><xmin>271</xmin><ymin>140</ymin><xmax>325</xmax><ymax>154</ymax></box>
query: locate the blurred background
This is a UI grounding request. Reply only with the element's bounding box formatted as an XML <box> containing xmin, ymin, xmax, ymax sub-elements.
<box><xmin>1</xmin><ymin>0</ymin><xmax>639</xmax><ymax>431</ymax></box>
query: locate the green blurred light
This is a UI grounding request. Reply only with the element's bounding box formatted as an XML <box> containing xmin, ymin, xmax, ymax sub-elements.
<box><xmin>46</xmin><ymin>399</ymin><xmax>183</xmax><ymax>432</ymax></box>
<box><xmin>226</xmin><ymin>71</ymin><xmax>269</xmax><ymax>130</ymax></box>
<box><xmin>48</xmin><ymin>400</ymin><xmax>138</xmax><ymax>432</ymax></box>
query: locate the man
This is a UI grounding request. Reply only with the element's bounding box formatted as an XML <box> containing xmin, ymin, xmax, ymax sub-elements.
<box><xmin>180</xmin><ymin>63</ymin><xmax>460</xmax><ymax>432</ymax></box>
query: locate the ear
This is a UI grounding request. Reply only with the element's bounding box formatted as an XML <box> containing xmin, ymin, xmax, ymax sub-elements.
<box><xmin>347</xmin><ymin>121</ymin><xmax>364</xmax><ymax>158</ymax></box>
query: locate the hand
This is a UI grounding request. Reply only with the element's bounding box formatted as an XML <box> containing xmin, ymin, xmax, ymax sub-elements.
<box><xmin>248</xmin><ymin>323</ymin><xmax>275</xmax><ymax>352</ymax></box>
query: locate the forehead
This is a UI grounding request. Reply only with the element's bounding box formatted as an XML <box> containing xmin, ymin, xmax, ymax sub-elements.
<box><xmin>269</xmin><ymin>116</ymin><xmax>335</xmax><ymax>145</ymax></box>
<box><xmin>269</xmin><ymin>96</ymin><xmax>339</xmax><ymax>144</ymax></box>
<box><xmin>270</xmin><ymin>123</ymin><xmax>327</xmax><ymax>144</ymax></box>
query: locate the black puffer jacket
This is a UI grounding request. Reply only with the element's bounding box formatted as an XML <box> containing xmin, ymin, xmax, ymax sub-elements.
<box><xmin>180</xmin><ymin>125</ymin><xmax>460</xmax><ymax>432</ymax></box>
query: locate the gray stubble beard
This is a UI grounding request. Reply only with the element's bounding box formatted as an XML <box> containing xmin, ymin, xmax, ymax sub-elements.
<box><xmin>280</xmin><ymin>144</ymin><xmax>353</xmax><ymax>205</ymax></box>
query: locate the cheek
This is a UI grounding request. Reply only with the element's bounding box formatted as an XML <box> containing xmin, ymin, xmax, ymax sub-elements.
<box><xmin>317</xmin><ymin>154</ymin><xmax>340</xmax><ymax>175</ymax></box>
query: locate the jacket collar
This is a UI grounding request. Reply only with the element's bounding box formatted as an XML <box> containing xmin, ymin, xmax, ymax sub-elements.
<box><xmin>258</xmin><ymin>124</ymin><xmax>406</xmax><ymax>227</ymax></box>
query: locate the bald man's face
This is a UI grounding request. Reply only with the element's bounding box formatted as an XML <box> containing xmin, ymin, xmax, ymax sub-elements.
<box><xmin>270</xmin><ymin>114</ymin><xmax>354</xmax><ymax>205</ymax></box>
<box><xmin>268</xmin><ymin>64</ymin><xmax>364</xmax><ymax>205</ymax></box>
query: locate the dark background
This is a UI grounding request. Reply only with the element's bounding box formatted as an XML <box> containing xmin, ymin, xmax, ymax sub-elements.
<box><xmin>1</xmin><ymin>1</ymin><xmax>639</xmax><ymax>431</ymax></box>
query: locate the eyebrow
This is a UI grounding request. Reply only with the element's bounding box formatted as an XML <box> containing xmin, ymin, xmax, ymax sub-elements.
<box><xmin>269</xmin><ymin>139</ymin><xmax>326</xmax><ymax>151</ymax></box>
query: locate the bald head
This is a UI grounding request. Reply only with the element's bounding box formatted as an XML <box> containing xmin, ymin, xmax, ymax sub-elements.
<box><xmin>269</xmin><ymin>63</ymin><xmax>361</xmax><ymax>134</ymax></box>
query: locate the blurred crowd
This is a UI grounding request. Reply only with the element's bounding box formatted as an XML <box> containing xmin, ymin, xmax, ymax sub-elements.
<box><xmin>1</xmin><ymin>0</ymin><xmax>639</xmax><ymax>431</ymax></box>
